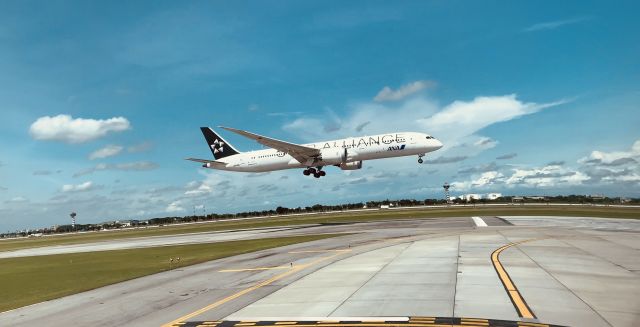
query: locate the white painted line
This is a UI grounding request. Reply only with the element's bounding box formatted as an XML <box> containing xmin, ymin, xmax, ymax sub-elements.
<box><xmin>472</xmin><ymin>216</ymin><xmax>488</xmax><ymax>227</ymax></box>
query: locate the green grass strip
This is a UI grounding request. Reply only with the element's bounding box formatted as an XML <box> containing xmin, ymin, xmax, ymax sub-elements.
<box><xmin>0</xmin><ymin>233</ymin><xmax>342</xmax><ymax>312</ymax></box>
<box><xmin>1</xmin><ymin>205</ymin><xmax>638</xmax><ymax>253</ymax></box>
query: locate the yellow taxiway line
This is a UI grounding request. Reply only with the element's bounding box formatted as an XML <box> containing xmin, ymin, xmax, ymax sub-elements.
<box><xmin>491</xmin><ymin>238</ymin><xmax>543</xmax><ymax>319</ymax></box>
<box><xmin>162</xmin><ymin>250</ymin><xmax>350</xmax><ymax>327</ymax></box>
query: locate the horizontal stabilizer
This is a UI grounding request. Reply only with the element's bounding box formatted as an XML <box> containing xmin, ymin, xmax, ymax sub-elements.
<box><xmin>185</xmin><ymin>158</ymin><xmax>226</xmax><ymax>167</ymax></box>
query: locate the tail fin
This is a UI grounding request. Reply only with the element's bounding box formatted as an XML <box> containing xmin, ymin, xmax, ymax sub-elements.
<box><xmin>200</xmin><ymin>127</ymin><xmax>241</xmax><ymax>159</ymax></box>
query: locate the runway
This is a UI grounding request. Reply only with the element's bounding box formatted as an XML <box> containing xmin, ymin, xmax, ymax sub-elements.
<box><xmin>0</xmin><ymin>216</ymin><xmax>638</xmax><ymax>327</ymax></box>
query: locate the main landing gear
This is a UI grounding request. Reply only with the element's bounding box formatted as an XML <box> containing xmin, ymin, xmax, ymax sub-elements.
<box><xmin>418</xmin><ymin>153</ymin><xmax>425</xmax><ymax>164</ymax></box>
<box><xmin>303</xmin><ymin>167</ymin><xmax>326</xmax><ymax>178</ymax></box>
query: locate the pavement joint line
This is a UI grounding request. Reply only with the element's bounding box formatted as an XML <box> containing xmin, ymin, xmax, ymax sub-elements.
<box><xmin>161</xmin><ymin>252</ymin><xmax>347</xmax><ymax>327</ymax></box>
<box><xmin>491</xmin><ymin>238</ymin><xmax>545</xmax><ymax>320</ymax></box>
<box><xmin>166</xmin><ymin>230</ymin><xmax>504</xmax><ymax>327</ymax></box>
<box><xmin>218</xmin><ymin>266</ymin><xmax>294</xmax><ymax>272</ymax></box>
<box><xmin>288</xmin><ymin>250</ymin><xmax>351</xmax><ymax>253</ymax></box>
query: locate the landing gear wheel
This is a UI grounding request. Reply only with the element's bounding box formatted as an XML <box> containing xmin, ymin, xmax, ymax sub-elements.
<box><xmin>319</xmin><ymin>170</ymin><xmax>326</xmax><ymax>176</ymax></box>
<box><xmin>303</xmin><ymin>169</ymin><xmax>311</xmax><ymax>176</ymax></box>
<box><xmin>308</xmin><ymin>168</ymin><xmax>317</xmax><ymax>174</ymax></box>
<box><xmin>313</xmin><ymin>173</ymin><xmax>321</xmax><ymax>178</ymax></box>
<box><xmin>418</xmin><ymin>158</ymin><xmax>424</xmax><ymax>164</ymax></box>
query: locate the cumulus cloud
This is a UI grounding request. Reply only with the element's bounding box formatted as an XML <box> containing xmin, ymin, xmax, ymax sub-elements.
<box><xmin>29</xmin><ymin>115</ymin><xmax>131</xmax><ymax>143</ymax></box>
<box><xmin>505</xmin><ymin>166</ymin><xmax>588</xmax><ymax>187</ymax></box>
<box><xmin>452</xmin><ymin>140</ymin><xmax>640</xmax><ymax>192</ymax></box>
<box><xmin>374</xmin><ymin>80</ymin><xmax>435</xmax><ymax>102</ymax></box>
<box><xmin>89</xmin><ymin>145</ymin><xmax>124</xmax><ymax>160</ymax></box>
<box><xmin>166</xmin><ymin>200</ymin><xmax>185</xmax><ymax>213</ymax></box>
<box><xmin>62</xmin><ymin>181</ymin><xmax>97</xmax><ymax>193</ymax></box>
<box><xmin>578</xmin><ymin>140</ymin><xmax>640</xmax><ymax>166</ymax></box>
<box><xmin>496</xmin><ymin>153</ymin><xmax>517</xmax><ymax>160</ymax></box>
<box><xmin>452</xmin><ymin>171</ymin><xmax>505</xmax><ymax>191</ymax></box>
<box><xmin>73</xmin><ymin>161</ymin><xmax>158</xmax><ymax>177</ymax></box>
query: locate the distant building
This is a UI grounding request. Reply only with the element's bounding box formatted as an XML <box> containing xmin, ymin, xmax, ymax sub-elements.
<box><xmin>486</xmin><ymin>193</ymin><xmax>503</xmax><ymax>200</ymax></box>
<box><xmin>458</xmin><ymin>194</ymin><xmax>483</xmax><ymax>202</ymax></box>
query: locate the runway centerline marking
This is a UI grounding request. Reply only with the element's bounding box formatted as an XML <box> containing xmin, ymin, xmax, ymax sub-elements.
<box><xmin>491</xmin><ymin>238</ymin><xmax>545</xmax><ymax>319</ymax></box>
<box><xmin>163</xmin><ymin>251</ymin><xmax>350</xmax><ymax>327</ymax></box>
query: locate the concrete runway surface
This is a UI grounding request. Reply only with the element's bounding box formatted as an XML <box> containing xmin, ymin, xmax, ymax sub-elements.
<box><xmin>0</xmin><ymin>216</ymin><xmax>638</xmax><ymax>327</ymax></box>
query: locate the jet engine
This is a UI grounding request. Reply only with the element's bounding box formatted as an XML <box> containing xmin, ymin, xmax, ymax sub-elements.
<box><xmin>320</xmin><ymin>148</ymin><xmax>358</xmax><ymax>165</ymax></box>
<box><xmin>339</xmin><ymin>161</ymin><xmax>363</xmax><ymax>170</ymax></box>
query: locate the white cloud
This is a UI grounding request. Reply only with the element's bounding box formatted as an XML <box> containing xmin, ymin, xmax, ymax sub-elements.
<box><xmin>89</xmin><ymin>145</ymin><xmax>124</xmax><ymax>160</ymax></box>
<box><xmin>73</xmin><ymin>161</ymin><xmax>158</xmax><ymax>177</ymax></box>
<box><xmin>505</xmin><ymin>165</ymin><xmax>589</xmax><ymax>188</ymax></box>
<box><xmin>127</xmin><ymin>141</ymin><xmax>153</xmax><ymax>153</ymax></box>
<box><xmin>420</xmin><ymin>95</ymin><xmax>567</xmax><ymax>146</ymax></box>
<box><xmin>5</xmin><ymin>196</ymin><xmax>28</xmax><ymax>203</ymax></box>
<box><xmin>166</xmin><ymin>200</ymin><xmax>185</xmax><ymax>213</ymax></box>
<box><xmin>62</xmin><ymin>181</ymin><xmax>96</xmax><ymax>193</ymax></box>
<box><xmin>523</xmin><ymin>17</ymin><xmax>591</xmax><ymax>32</ymax></box>
<box><xmin>578</xmin><ymin>140</ymin><xmax>640</xmax><ymax>166</ymax></box>
<box><xmin>452</xmin><ymin>171</ymin><xmax>505</xmax><ymax>191</ymax></box>
<box><xmin>283</xmin><ymin>94</ymin><xmax>567</xmax><ymax>157</ymax></box>
<box><xmin>29</xmin><ymin>115</ymin><xmax>131</xmax><ymax>144</ymax></box>
<box><xmin>374</xmin><ymin>80</ymin><xmax>435</xmax><ymax>102</ymax></box>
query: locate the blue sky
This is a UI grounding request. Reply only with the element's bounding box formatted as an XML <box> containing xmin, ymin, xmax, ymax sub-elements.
<box><xmin>1</xmin><ymin>1</ymin><xmax>639</xmax><ymax>231</ymax></box>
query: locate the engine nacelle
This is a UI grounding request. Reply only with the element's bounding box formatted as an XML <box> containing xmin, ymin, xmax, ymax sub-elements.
<box><xmin>320</xmin><ymin>148</ymin><xmax>358</xmax><ymax>165</ymax></box>
<box><xmin>319</xmin><ymin>148</ymin><xmax>346</xmax><ymax>164</ymax></box>
<box><xmin>339</xmin><ymin>161</ymin><xmax>363</xmax><ymax>170</ymax></box>
<box><xmin>202</xmin><ymin>162</ymin><xmax>212</xmax><ymax>168</ymax></box>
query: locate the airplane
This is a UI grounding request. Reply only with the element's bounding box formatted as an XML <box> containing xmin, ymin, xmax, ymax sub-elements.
<box><xmin>187</xmin><ymin>126</ymin><xmax>443</xmax><ymax>178</ymax></box>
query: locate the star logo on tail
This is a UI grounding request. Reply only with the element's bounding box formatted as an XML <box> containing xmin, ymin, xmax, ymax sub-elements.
<box><xmin>210</xmin><ymin>139</ymin><xmax>225</xmax><ymax>154</ymax></box>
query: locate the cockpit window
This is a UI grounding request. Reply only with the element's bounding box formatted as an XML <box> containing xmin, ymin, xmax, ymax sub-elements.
<box><xmin>426</xmin><ymin>136</ymin><xmax>434</xmax><ymax>139</ymax></box>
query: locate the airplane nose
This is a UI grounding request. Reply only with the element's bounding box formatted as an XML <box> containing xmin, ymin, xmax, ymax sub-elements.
<box><xmin>434</xmin><ymin>139</ymin><xmax>443</xmax><ymax>149</ymax></box>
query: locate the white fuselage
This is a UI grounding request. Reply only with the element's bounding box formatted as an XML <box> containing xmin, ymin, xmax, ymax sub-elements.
<box><xmin>207</xmin><ymin>132</ymin><xmax>443</xmax><ymax>172</ymax></box>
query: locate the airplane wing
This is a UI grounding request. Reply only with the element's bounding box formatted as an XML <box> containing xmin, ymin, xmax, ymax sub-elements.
<box><xmin>219</xmin><ymin>126</ymin><xmax>320</xmax><ymax>164</ymax></box>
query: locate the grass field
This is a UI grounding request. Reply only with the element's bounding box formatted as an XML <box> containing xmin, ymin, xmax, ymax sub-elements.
<box><xmin>0</xmin><ymin>233</ymin><xmax>342</xmax><ymax>313</ymax></box>
<box><xmin>1</xmin><ymin>205</ymin><xmax>638</xmax><ymax>253</ymax></box>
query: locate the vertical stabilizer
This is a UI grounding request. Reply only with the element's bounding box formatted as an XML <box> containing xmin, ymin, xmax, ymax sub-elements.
<box><xmin>200</xmin><ymin>127</ymin><xmax>241</xmax><ymax>159</ymax></box>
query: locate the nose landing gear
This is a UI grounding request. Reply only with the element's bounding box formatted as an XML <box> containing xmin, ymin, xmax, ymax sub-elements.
<box><xmin>418</xmin><ymin>153</ymin><xmax>425</xmax><ymax>164</ymax></box>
